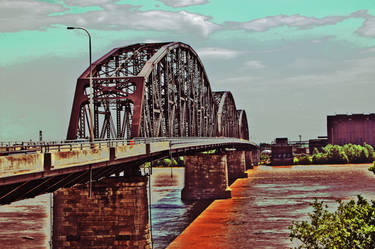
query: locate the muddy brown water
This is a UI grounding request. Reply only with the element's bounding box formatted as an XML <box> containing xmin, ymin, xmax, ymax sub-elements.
<box><xmin>168</xmin><ymin>164</ymin><xmax>375</xmax><ymax>249</ymax></box>
<box><xmin>0</xmin><ymin>165</ymin><xmax>374</xmax><ymax>248</ymax></box>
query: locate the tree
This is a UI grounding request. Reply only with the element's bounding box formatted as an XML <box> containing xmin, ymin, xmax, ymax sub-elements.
<box><xmin>289</xmin><ymin>196</ymin><xmax>375</xmax><ymax>248</ymax></box>
<box><xmin>289</xmin><ymin>165</ymin><xmax>375</xmax><ymax>248</ymax></box>
<box><xmin>326</xmin><ymin>145</ymin><xmax>349</xmax><ymax>164</ymax></box>
<box><xmin>363</xmin><ymin>143</ymin><xmax>375</xmax><ymax>162</ymax></box>
<box><xmin>295</xmin><ymin>155</ymin><xmax>312</xmax><ymax>165</ymax></box>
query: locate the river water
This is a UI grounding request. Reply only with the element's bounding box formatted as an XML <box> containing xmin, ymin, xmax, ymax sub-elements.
<box><xmin>0</xmin><ymin>167</ymin><xmax>207</xmax><ymax>249</ymax></box>
<box><xmin>0</xmin><ymin>165</ymin><xmax>374</xmax><ymax>248</ymax></box>
<box><xmin>168</xmin><ymin>164</ymin><xmax>375</xmax><ymax>248</ymax></box>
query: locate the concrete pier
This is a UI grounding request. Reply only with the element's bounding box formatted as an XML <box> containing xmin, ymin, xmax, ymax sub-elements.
<box><xmin>245</xmin><ymin>151</ymin><xmax>254</xmax><ymax>169</ymax></box>
<box><xmin>227</xmin><ymin>151</ymin><xmax>248</xmax><ymax>184</ymax></box>
<box><xmin>53</xmin><ymin>176</ymin><xmax>151</xmax><ymax>249</ymax></box>
<box><xmin>182</xmin><ymin>154</ymin><xmax>231</xmax><ymax>200</ymax></box>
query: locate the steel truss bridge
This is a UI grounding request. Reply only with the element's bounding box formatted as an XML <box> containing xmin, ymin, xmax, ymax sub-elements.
<box><xmin>0</xmin><ymin>42</ymin><xmax>257</xmax><ymax>205</ymax></box>
<box><xmin>67</xmin><ymin>42</ymin><xmax>249</xmax><ymax>141</ymax></box>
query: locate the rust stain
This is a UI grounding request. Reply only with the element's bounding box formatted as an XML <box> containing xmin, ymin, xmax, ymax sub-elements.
<box><xmin>118</xmin><ymin>145</ymin><xmax>136</xmax><ymax>153</ymax></box>
<box><xmin>2</xmin><ymin>154</ymin><xmax>38</xmax><ymax>164</ymax></box>
<box><xmin>91</xmin><ymin>148</ymin><xmax>101</xmax><ymax>154</ymax></box>
<box><xmin>153</xmin><ymin>173</ymin><xmax>179</xmax><ymax>187</ymax></box>
<box><xmin>56</xmin><ymin>150</ymin><xmax>81</xmax><ymax>159</ymax></box>
<box><xmin>0</xmin><ymin>154</ymin><xmax>43</xmax><ymax>176</ymax></box>
<box><xmin>55</xmin><ymin>148</ymin><xmax>103</xmax><ymax>159</ymax></box>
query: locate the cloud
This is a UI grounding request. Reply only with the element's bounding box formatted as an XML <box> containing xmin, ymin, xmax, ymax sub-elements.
<box><xmin>0</xmin><ymin>0</ymin><xmax>66</xmax><ymax>32</ymax></box>
<box><xmin>227</xmin><ymin>14</ymin><xmax>347</xmax><ymax>32</ymax></box>
<box><xmin>142</xmin><ymin>39</ymin><xmax>164</xmax><ymax>43</ymax></box>
<box><xmin>356</xmin><ymin>16</ymin><xmax>375</xmax><ymax>37</ymax></box>
<box><xmin>225</xmin><ymin>10</ymin><xmax>374</xmax><ymax>35</ymax></box>
<box><xmin>197</xmin><ymin>47</ymin><xmax>240</xmax><ymax>59</ymax></box>
<box><xmin>2</xmin><ymin>0</ymin><xmax>375</xmax><ymax>41</ymax></box>
<box><xmin>360</xmin><ymin>46</ymin><xmax>375</xmax><ymax>54</ymax></box>
<box><xmin>244</xmin><ymin>60</ymin><xmax>265</xmax><ymax>69</ymax></box>
<box><xmin>63</xmin><ymin>0</ymin><xmax>117</xmax><ymax>7</ymax></box>
<box><xmin>157</xmin><ymin>0</ymin><xmax>208</xmax><ymax>8</ymax></box>
<box><xmin>125</xmin><ymin>10</ymin><xmax>219</xmax><ymax>37</ymax></box>
<box><xmin>0</xmin><ymin>1</ymin><xmax>219</xmax><ymax>37</ymax></box>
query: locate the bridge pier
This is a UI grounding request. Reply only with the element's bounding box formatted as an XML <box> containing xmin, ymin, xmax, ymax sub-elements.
<box><xmin>182</xmin><ymin>153</ymin><xmax>231</xmax><ymax>201</ymax></box>
<box><xmin>227</xmin><ymin>151</ymin><xmax>248</xmax><ymax>184</ymax></box>
<box><xmin>245</xmin><ymin>151</ymin><xmax>254</xmax><ymax>169</ymax></box>
<box><xmin>53</xmin><ymin>176</ymin><xmax>151</xmax><ymax>249</ymax></box>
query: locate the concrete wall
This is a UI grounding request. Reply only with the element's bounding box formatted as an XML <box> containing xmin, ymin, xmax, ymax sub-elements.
<box><xmin>0</xmin><ymin>153</ymin><xmax>44</xmax><ymax>177</ymax></box>
<box><xmin>116</xmin><ymin>144</ymin><xmax>145</xmax><ymax>159</ymax></box>
<box><xmin>149</xmin><ymin>142</ymin><xmax>169</xmax><ymax>153</ymax></box>
<box><xmin>51</xmin><ymin>148</ymin><xmax>109</xmax><ymax>169</ymax></box>
<box><xmin>0</xmin><ymin>141</ymin><xmax>172</xmax><ymax>177</ymax></box>
<box><xmin>53</xmin><ymin>176</ymin><xmax>151</xmax><ymax>249</ymax></box>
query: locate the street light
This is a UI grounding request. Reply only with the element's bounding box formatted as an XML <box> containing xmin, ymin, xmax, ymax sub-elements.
<box><xmin>67</xmin><ymin>26</ymin><xmax>94</xmax><ymax>143</ymax></box>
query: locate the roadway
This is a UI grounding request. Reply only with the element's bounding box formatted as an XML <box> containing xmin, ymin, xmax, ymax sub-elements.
<box><xmin>0</xmin><ymin>137</ymin><xmax>256</xmax><ymax>205</ymax></box>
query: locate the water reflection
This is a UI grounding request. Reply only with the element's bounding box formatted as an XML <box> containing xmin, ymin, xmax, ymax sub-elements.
<box><xmin>149</xmin><ymin>167</ymin><xmax>212</xmax><ymax>249</ymax></box>
<box><xmin>0</xmin><ymin>194</ymin><xmax>50</xmax><ymax>249</ymax></box>
<box><xmin>167</xmin><ymin>164</ymin><xmax>375</xmax><ymax>249</ymax></box>
<box><xmin>0</xmin><ymin>167</ymin><xmax>209</xmax><ymax>249</ymax></box>
<box><xmin>1</xmin><ymin>164</ymin><xmax>374</xmax><ymax>249</ymax></box>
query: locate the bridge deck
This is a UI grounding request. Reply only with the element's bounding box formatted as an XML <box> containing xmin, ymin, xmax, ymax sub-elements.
<box><xmin>0</xmin><ymin>138</ymin><xmax>256</xmax><ymax>204</ymax></box>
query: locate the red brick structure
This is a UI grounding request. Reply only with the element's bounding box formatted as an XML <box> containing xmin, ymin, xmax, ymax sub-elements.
<box><xmin>327</xmin><ymin>114</ymin><xmax>375</xmax><ymax>147</ymax></box>
<box><xmin>227</xmin><ymin>151</ymin><xmax>248</xmax><ymax>184</ymax></box>
<box><xmin>53</xmin><ymin>176</ymin><xmax>151</xmax><ymax>249</ymax></box>
<box><xmin>245</xmin><ymin>150</ymin><xmax>260</xmax><ymax>169</ymax></box>
<box><xmin>182</xmin><ymin>154</ymin><xmax>232</xmax><ymax>200</ymax></box>
<box><xmin>271</xmin><ymin>138</ymin><xmax>293</xmax><ymax>165</ymax></box>
<box><xmin>245</xmin><ymin>151</ymin><xmax>253</xmax><ymax>169</ymax></box>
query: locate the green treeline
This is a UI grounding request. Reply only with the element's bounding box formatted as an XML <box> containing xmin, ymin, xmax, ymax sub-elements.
<box><xmin>289</xmin><ymin>164</ymin><xmax>375</xmax><ymax>247</ymax></box>
<box><xmin>146</xmin><ymin>150</ymin><xmax>217</xmax><ymax>167</ymax></box>
<box><xmin>294</xmin><ymin>143</ymin><xmax>375</xmax><ymax>165</ymax></box>
<box><xmin>150</xmin><ymin>156</ymin><xmax>185</xmax><ymax>167</ymax></box>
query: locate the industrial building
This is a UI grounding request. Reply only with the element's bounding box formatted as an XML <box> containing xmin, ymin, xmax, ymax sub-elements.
<box><xmin>270</xmin><ymin>138</ymin><xmax>293</xmax><ymax>165</ymax></box>
<box><xmin>327</xmin><ymin>114</ymin><xmax>375</xmax><ymax>147</ymax></box>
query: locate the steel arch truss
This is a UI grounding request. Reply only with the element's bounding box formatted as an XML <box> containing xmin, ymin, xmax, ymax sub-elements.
<box><xmin>237</xmin><ymin>110</ymin><xmax>249</xmax><ymax>140</ymax></box>
<box><xmin>214</xmin><ymin>91</ymin><xmax>240</xmax><ymax>138</ymax></box>
<box><xmin>67</xmin><ymin>42</ymin><xmax>249</xmax><ymax>140</ymax></box>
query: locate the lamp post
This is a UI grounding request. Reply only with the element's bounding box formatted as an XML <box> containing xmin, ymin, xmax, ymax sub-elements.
<box><xmin>67</xmin><ymin>26</ymin><xmax>94</xmax><ymax>143</ymax></box>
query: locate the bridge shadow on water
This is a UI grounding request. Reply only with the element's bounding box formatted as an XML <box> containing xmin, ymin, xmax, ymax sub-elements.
<box><xmin>148</xmin><ymin>167</ymin><xmax>213</xmax><ymax>249</ymax></box>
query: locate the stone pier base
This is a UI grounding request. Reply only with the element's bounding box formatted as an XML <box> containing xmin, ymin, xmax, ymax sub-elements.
<box><xmin>245</xmin><ymin>151</ymin><xmax>254</xmax><ymax>170</ymax></box>
<box><xmin>227</xmin><ymin>151</ymin><xmax>248</xmax><ymax>184</ymax></box>
<box><xmin>182</xmin><ymin>154</ymin><xmax>231</xmax><ymax>201</ymax></box>
<box><xmin>53</xmin><ymin>176</ymin><xmax>151</xmax><ymax>249</ymax></box>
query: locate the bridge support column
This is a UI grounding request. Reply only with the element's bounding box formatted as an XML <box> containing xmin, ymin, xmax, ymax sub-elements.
<box><xmin>227</xmin><ymin>151</ymin><xmax>248</xmax><ymax>184</ymax></box>
<box><xmin>245</xmin><ymin>151</ymin><xmax>254</xmax><ymax>170</ymax></box>
<box><xmin>182</xmin><ymin>154</ymin><xmax>231</xmax><ymax>200</ymax></box>
<box><xmin>53</xmin><ymin>176</ymin><xmax>151</xmax><ymax>249</ymax></box>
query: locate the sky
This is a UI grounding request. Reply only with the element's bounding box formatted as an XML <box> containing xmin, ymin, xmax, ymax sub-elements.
<box><xmin>1</xmin><ymin>0</ymin><xmax>375</xmax><ymax>143</ymax></box>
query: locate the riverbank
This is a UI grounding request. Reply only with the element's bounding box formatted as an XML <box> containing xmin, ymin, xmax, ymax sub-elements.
<box><xmin>167</xmin><ymin>164</ymin><xmax>375</xmax><ymax>248</ymax></box>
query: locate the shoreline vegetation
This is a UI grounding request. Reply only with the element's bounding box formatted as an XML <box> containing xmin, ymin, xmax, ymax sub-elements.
<box><xmin>294</xmin><ymin>143</ymin><xmax>375</xmax><ymax>165</ymax></box>
<box><xmin>143</xmin><ymin>150</ymin><xmax>216</xmax><ymax>168</ymax></box>
<box><xmin>289</xmin><ymin>162</ymin><xmax>375</xmax><ymax>248</ymax></box>
<box><xmin>144</xmin><ymin>144</ymin><xmax>375</xmax><ymax>167</ymax></box>
<box><xmin>143</xmin><ymin>156</ymin><xmax>185</xmax><ymax>168</ymax></box>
